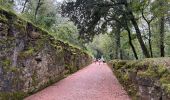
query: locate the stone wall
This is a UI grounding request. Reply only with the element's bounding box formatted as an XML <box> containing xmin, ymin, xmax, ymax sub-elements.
<box><xmin>0</xmin><ymin>8</ymin><xmax>92</xmax><ymax>99</ymax></box>
<box><xmin>109</xmin><ymin>58</ymin><xmax>170</xmax><ymax>100</ymax></box>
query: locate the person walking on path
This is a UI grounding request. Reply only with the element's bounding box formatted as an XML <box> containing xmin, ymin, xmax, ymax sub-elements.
<box><xmin>98</xmin><ymin>58</ymin><xmax>102</xmax><ymax>65</ymax></box>
<box><xmin>99</xmin><ymin>56</ymin><xmax>105</xmax><ymax>65</ymax></box>
<box><xmin>93</xmin><ymin>57</ymin><xmax>97</xmax><ymax>64</ymax></box>
<box><xmin>101</xmin><ymin>56</ymin><xmax>104</xmax><ymax>64</ymax></box>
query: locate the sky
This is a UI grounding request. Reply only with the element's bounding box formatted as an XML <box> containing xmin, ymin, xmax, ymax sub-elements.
<box><xmin>57</xmin><ymin>0</ymin><xmax>64</xmax><ymax>2</ymax></box>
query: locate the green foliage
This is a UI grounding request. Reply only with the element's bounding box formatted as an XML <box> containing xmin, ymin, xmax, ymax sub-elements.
<box><xmin>86</xmin><ymin>34</ymin><xmax>115</xmax><ymax>60</ymax></box>
<box><xmin>0</xmin><ymin>0</ymin><xmax>14</xmax><ymax>10</ymax></box>
<box><xmin>51</xmin><ymin>22</ymin><xmax>80</xmax><ymax>45</ymax></box>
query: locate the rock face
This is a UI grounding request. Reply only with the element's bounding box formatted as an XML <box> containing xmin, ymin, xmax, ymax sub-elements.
<box><xmin>109</xmin><ymin>58</ymin><xmax>170</xmax><ymax>100</ymax></box>
<box><xmin>0</xmin><ymin>8</ymin><xmax>92</xmax><ymax>99</ymax></box>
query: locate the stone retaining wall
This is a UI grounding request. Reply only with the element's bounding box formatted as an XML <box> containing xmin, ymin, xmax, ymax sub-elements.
<box><xmin>0</xmin><ymin>7</ymin><xmax>92</xmax><ymax>99</ymax></box>
<box><xmin>109</xmin><ymin>58</ymin><xmax>170</xmax><ymax>100</ymax></box>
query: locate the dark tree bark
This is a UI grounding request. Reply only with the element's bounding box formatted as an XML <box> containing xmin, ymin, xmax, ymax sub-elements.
<box><xmin>114</xmin><ymin>23</ymin><xmax>121</xmax><ymax>59</ymax></box>
<box><xmin>159</xmin><ymin>0</ymin><xmax>165</xmax><ymax>57</ymax></box>
<box><xmin>141</xmin><ymin>9</ymin><xmax>155</xmax><ymax>57</ymax></box>
<box><xmin>35</xmin><ymin>0</ymin><xmax>42</xmax><ymax>21</ymax></box>
<box><xmin>21</xmin><ymin>0</ymin><xmax>29</xmax><ymax>13</ymax></box>
<box><xmin>160</xmin><ymin>16</ymin><xmax>165</xmax><ymax>57</ymax></box>
<box><xmin>148</xmin><ymin>24</ymin><xmax>153</xmax><ymax>57</ymax></box>
<box><xmin>124</xmin><ymin>20</ymin><xmax>138</xmax><ymax>60</ymax></box>
<box><xmin>112</xmin><ymin>14</ymin><xmax>138</xmax><ymax>59</ymax></box>
<box><xmin>124</xmin><ymin>1</ymin><xmax>150</xmax><ymax>58</ymax></box>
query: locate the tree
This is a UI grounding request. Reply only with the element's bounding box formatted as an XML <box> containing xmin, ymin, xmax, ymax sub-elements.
<box><xmin>151</xmin><ymin>0</ymin><xmax>169</xmax><ymax>57</ymax></box>
<box><xmin>113</xmin><ymin>22</ymin><xmax>121</xmax><ymax>59</ymax></box>
<box><xmin>123</xmin><ymin>0</ymin><xmax>150</xmax><ymax>58</ymax></box>
<box><xmin>34</xmin><ymin>0</ymin><xmax>43</xmax><ymax>21</ymax></box>
<box><xmin>86</xmin><ymin>34</ymin><xmax>115</xmax><ymax>60</ymax></box>
<box><xmin>140</xmin><ymin>0</ymin><xmax>155</xmax><ymax>57</ymax></box>
<box><xmin>158</xmin><ymin>0</ymin><xmax>166</xmax><ymax>57</ymax></box>
<box><xmin>21</xmin><ymin>0</ymin><xmax>29</xmax><ymax>13</ymax></box>
<box><xmin>62</xmin><ymin>0</ymin><xmax>150</xmax><ymax>58</ymax></box>
<box><xmin>124</xmin><ymin>16</ymin><xmax>138</xmax><ymax>59</ymax></box>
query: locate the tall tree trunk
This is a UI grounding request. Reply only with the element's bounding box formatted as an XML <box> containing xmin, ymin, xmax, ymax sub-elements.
<box><xmin>124</xmin><ymin>15</ymin><xmax>138</xmax><ymax>59</ymax></box>
<box><xmin>129</xmin><ymin>13</ymin><xmax>150</xmax><ymax>58</ymax></box>
<box><xmin>125</xmin><ymin>23</ymin><xmax>138</xmax><ymax>60</ymax></box>
<box><xmin>21</xmin><ymin>0</ymin><xmax>29</xmax><ymax>13</ymax></box>
<box><xmin>141</xmin><ymin>9</ymin><xmax>154</xmax><ymax>57</ymax></box>
<box><xmin>141</xmin><ymin>8</ymin><xmax>155</xmax><ymax>57</ymax></box>
<box><xmin>124</xmin><ymin>2</ymin><xmax>150</xmax><ymax>58</ymax></box>
<box><xmin>160</xmin><ymin>16</ymin><xmax>165</xmax><ymax>57</ymax></box>
<box><xmin>115</xmin><ymin>24</ymin><xmax>121</xmax><ymax>59</ymax></box>
<box><xmin>35</xmin><ymin>0</ymin><xmax>42</xmax><ymax>21</ymax></box>
<box><xmin>148</xmin><ymin>24</ymin><xmax>153</xmax><ymax>57</ymax></box>
<box><xmin>120</xmin><ymin>49</ymin><xmax>123</xmax><ymax>59</ymax></box>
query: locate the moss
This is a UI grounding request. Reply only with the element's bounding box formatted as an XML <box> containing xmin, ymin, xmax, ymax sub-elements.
<box><xmin>1</xmin><ymin>58</ymin><xmax>21</xmax><ymax>73</ymax></box>
<box><xmin>162</xmin><ymin>84</ymin><xmax>170</xmax><ymax>94</ymax></box>
<box><xmin>9</xmin><ymin>67</ymin><xmax>20</xmax><ymax>72</ymax></box>
<box><xmin>2</xmin><ymin>58</ymin><xmax>11</xmax><ymax>67</ymax></box>
<box><xmin>14</xmin><ymin>22</ymin><xmax>26</xmax><ymax>31</ymax></box>
<box><xmin>0</xmin><ymin>14</ymin><xmax>8</xmax><ymax>22</ymax></box>
<box><xmin>0</xmin><ymin>92</ymin><xmax>27</xmax><ymax>100</ymax></box>
<box><xmin>113</xmin><ymin>69</ymin><xmax>137</xmax><ymax>99</ymax></box>
<box><xmin>160</xmin><ymin>74</ymin><xmax>170</xmax><ymax>94</ymax></box>
<box><xmin>34</xmin><ymin>39</ymin><xmax>45</xmax><ymax>51</ymax></box>
<box><xmin>123</xmin><ymin>73</ymin><xmax>129</xmax><ymax>81</ymax></box>
<box><xmin>51</xmin><ymin>44</ymin><xmax>63</xmax><ymax>53</ymax></box>
<box><xmin>160</xmin><ymin>74</ymin><xmax>170</xmax><ymax>84</ymax></box>
<box><xmin>70</xmin><ymin>65</ymin><xmax>77</xmax><ymax>73</ymax></box>
<box><xmin>18</xmin><ymin>39</ymin><xmax>45</xmax><ymax>59</ymax></box>
<box><xmin>137</xmin><ymin>64</ymin><xmax>168</xmax><ymax>79</ymax></box>
<box><xmin>56</xmin><ymin>46</ymin><xmax>63</xmax><ymax>51</ymax></box>
<box><xmin>19</xmin><ymin>48</ymin><xmax>35</xmax><ymax>58</ymax></box>
<box><xmin>110</xmin><ymin>58</ymin><xmax>170</xmax><ymax>99</ymax></box>
<box><xmin>31</xmin><ymin>71</ymin><xmax>38</xmax><ymax>87</ymax></box>
<box><xmin>115</xmin><ymin>60</ymin><xmax>127</xmax><ymax>69</ymax></box>
<box><xmin>157</xmin><ymin>65</ymin><xmax>168</xmax><ymax>76</ymax></box>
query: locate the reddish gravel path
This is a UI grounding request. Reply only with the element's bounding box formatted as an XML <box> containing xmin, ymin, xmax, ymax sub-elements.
<box><xmin>25</xmin><ymin>63</ymin><xmax>130</xmax><ymax>100</ymax></box>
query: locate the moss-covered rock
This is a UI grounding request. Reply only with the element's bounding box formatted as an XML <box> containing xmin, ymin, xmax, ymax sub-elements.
<box><xmin>109</xmin><ymin>58</ymin><xmax>170</xmax><ymax>100</ymax></box>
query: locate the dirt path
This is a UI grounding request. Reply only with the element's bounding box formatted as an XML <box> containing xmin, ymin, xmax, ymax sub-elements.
<box><xmin>25</xmin><ymin>63</ymin><xmax>130</xmax><ymax>100</ymax></box>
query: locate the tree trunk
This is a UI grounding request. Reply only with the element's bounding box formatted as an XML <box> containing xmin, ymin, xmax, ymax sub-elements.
<box><xmin>124</xmin><ymin>2</ymin><xmax>150</xmax><ymax>58</ymax></box>
<box><xmin>148</xmin><ymin>24</ymin><xmax>153</xmax><ymax>57</ymax></box>
<box><xmin>21</xmin><ymin>0</ymin><xmax>29</xmax><ymax>13</ymax></box>
<box><xmin>125</xmin><ymin>24</ymin><xmax>138</xmax><ymax>60</ymax></box>
<box><xmin>160</xmin><ymin>16</ymin><xmax>165</xmax><ymax>57</ymax></box>
<box><xmin>114</xmin><ymin>24</ymin><xmax>121</xmax><ymax>59</ymax></box>
<box><xmin>35</xmin><ymin>0</ymin><xmax>42</xmax><ymax>21</ymax></box>
<box><xmin>141</xmin><ymin>9</ymin><xmax>153</xmax><ymax>57</ymax></box>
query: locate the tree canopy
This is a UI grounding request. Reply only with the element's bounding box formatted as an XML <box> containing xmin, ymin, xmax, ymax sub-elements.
<box><xmin>62</xmin><ymin>0</ymin><xmax>170</xmax><ymax>59</ymax></box>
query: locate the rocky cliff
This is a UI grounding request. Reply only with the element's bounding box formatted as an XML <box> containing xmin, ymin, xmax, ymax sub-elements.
<box><xmin>0</xmin><ymin>7</ymin><xmax>92</xmax><ymax>99</ymax></box>
<box><xmin>109</xmin><ymin>58</ymin><xmax>170</xmax><ymax>100</ymax></box>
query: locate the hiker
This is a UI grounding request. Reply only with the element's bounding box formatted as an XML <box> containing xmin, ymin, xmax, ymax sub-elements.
<box><xmin>100</xmin><ymin>56</ymin><xmax>105</xmax><ymax>63</ymax></box>
<box><xmin>101</xmin><ymin>56</ymin><xmax>105</xmax><ymax>63</ymax></box>
<box><xmin>98</xmin><ymin>58</ymin><xmax>102</xmax><ymax>65</ymax></box>
<box><xmin>93</xmin><ymin>58</ymin><xmax>97</xmax><ymax>64</ymax></box>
